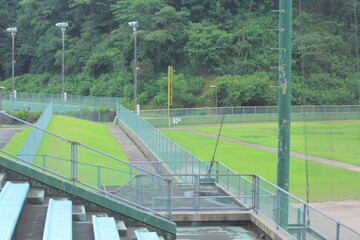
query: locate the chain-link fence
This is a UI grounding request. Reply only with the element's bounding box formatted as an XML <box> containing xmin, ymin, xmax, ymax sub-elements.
<box><xmin>117</xmin><ymin>104</ymin><xmax>211</xmax><ymax>179</ymax></box>
<box><xmin>17</xmin><ymin>103</ymin><xmax>53</xmax><ymax>163</ymax></box>
<box><xmin>1</xmin><ymin>91</ymin><xmax>121</xmax><ymax>107</ymax></box>
<box><xmin>143</xmin><ymin>105</ymin><xmax>360</xmax><ymax>127</ymax></box>
<box><xmin>117</xmin><ymin>102</ymin><xmax>360</xmax><ymax>238</ymax></box>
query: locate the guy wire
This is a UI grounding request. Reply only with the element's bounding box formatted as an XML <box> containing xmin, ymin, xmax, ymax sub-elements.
<box><xmin>207</xmin><ymin>0</ymin><xmax>255</xmax><ymax>175</ymax></box>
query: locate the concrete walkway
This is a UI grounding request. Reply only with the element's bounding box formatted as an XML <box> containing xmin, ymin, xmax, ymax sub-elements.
<box><xmin>106</xmin><ymin>124</ymin><xmax>158</xmax><ymax>173</ymax></box>
<box><xmin>0</xmin><ymin>127</ymin><xmax>22</xmax><ymax>149</ymax></box>
<box><xmin>181</xmin><ymin>129</ymin><xmax>360</xmax><ymax>173</ymax></box>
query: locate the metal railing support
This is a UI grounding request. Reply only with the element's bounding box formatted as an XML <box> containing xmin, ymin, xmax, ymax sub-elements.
<box><xmin>71</xmin><ymin>141</ymin><xmax>79</xmax><ymax>184</ymax></box>
<box><xmin>194</xmin><ymin>174</ymin><xmax>200</xmax><ymax>211</ymax></box>
<box><xmin>136</xmin><ymin>175</ymin><xmax>142</xmax><ymax>205</ymax></box>
<box><xmin>167</xmin><ymin>179</ymin><xmax>172</xmax><ymax>220</ymax></box>
<box><xmin>302</xmin><ymin>204</ymin><xmax>307</xmax><ymax>240</ymax></box>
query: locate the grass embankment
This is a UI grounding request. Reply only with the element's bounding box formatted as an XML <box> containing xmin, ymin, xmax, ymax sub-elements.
<box><xmin>3</xmin><ymin>115</ymin><xmax>130</xmax><ymax>186</ymax></box>
<box><xmin>161</xmin><ymin>121</ymin><xmax>360</xmax><ymax>202</ymax></box>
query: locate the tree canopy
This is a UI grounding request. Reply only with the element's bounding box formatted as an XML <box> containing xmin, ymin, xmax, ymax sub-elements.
<box><xmin>0</xmin><ymin>0</ymin><xmax>358</xmax><ymax>108</ymax></box>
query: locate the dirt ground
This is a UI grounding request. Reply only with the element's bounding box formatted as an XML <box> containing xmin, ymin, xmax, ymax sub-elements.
<box><xmin>311</xmin><ymin>199</ymin><xmax>360</xmax><ymax>232</ymax></box>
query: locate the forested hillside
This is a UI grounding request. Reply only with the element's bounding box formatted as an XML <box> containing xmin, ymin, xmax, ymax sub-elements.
<box><xmin>0</xmin><ymin>0</ymin><xmax>359</xmax><ymax>108</ymax></box>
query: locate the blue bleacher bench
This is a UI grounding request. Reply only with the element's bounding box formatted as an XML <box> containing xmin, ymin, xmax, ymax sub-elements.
<box><xmin>0</xmin><ymin>181</ymin><xmax>30</xmax><ymax>240</ymax></box>
<box><xmin>42</xmin><ymin>199</ymin><xmax>72</xmax><ymax>240</ymax></box>
<box><xmin>92</xmin><ymin>215</ymin><xmax>120</xmax><ymax>240</ymax></box>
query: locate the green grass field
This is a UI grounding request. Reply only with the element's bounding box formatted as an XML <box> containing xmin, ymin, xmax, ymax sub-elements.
<box><xmin>187</xmin><ymin>120</ymin><xmax>360</xmax><ymax>166</ymax></box>
<box><xmin>3</xmin><ymin>115</ymin><xmax>131</xmax><ymax>186</ymax></box>
<box><xmin>161</xmin><ymin>121</ymin><xmax>360</xmax><ymax>202</ymax></box>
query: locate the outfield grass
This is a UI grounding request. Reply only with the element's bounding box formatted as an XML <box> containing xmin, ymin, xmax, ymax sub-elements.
<box><xmin>161</xmin><ymin>127</ymin><xmax>360</xmax><ymax>202</ymax></box>
<box><xmin>184</xmin><ymin>120</ymin><xmax>360</xmax><ymax>166</ymax></box>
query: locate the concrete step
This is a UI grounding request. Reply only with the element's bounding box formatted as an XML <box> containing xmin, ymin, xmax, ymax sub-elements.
<box><xmin>73</xmin><ymin>204</ymin><xmax>86</xmax><ymax>221</ymax></box>
<box><xmin>86</xmin><ymin>211</ymin><xmax>109</xmax><ymax>222</ymax></box>
<box><xmin>15</xmin><ymin>204</ymin><xmax>48</xmax><ymax>240</ymax></box>
<box><xmin>0</xmin><ymin>172</ymin><xmax>6</xmax><ymax>190</ymax></box>
<box><xmin>116</xmin><ymin>219</ymin><xmax>128</xmax><ymax>237</ymax></box>
<box><xmin>27</xmin><ymin>188</ymin><xmax>45</xmax><ymax>205</ymax></box>
<box><xmin>73</xmin><ymin>221</ymin><xmax>95</xmax><ymax>240</ymax></box>
<box><xmin>44</xmin><ymin>196</ymin><xmax>68</xmax><ymax>205</ymax></box>
<box><xmin>123</xmin><ymin>227</ymin><xmax>149</xmax><ymax>240</ymax></box>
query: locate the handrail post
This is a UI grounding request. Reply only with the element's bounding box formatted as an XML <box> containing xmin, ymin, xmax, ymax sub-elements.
<box><xmin>252</xmin><ymin>175</ymin><xmax>260</xmax><ymax>212</ymax></box>
<box><xmin>71</xmin><ymin>141</ymin><xmax>79</xmax><ymax>184</ymax></box>
<box><xmin>336</xmin><ymin>222</ymin><xmax>340</xmax><ymax>240</ymax></box>
<box><xmin>194</xmin><ymin>174</ymin><xmax>200</xmax><ymax>211</ymax></box>
<box><xmin>302</xmin><ymin>204</ymin><xmax>307</xmax><ymax>240</ymax></box>
<box><xmin>136</xmin><ymin>175</ymin><xmax>142</xmax><ymax>205</ymax></box>
<box><xmin>167</xmin><ymin>179</ymin><xmax>172</xmax><ymax>220</ymax></box>
<box><xmin>97</xmin><ymin>166</ymin><xmax>101</xmax><ymax>189</ymax></box>
<box><xmin>42</xmin><ymin>155</ymin><xmax>47</xmax><ymax>172</ymax></box>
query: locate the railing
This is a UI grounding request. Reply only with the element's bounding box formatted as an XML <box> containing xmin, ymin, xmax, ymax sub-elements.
<box><xmin>0</xmin><ymin>111</ymin><xmax>172</xmax><ymax>219</ymax></box>
<box><xmin>117</xmin><ymin>103</ymin><xmax>360</xmax><ymax>239</ymax></box>
<box><xmin>117</xmin><ymin>104</ymin><xmax>211</xmax><ymax>180</ymax></box>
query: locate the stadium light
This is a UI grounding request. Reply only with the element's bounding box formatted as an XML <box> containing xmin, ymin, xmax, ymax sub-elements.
<box><xmin>6</xmin><ymin>27</ymin><xmax>17</xmax><ymax>100</ymax></box>
<box><xmin>128</xmin><ymin>21</ymin><xmax>138</xmax><ymax>111</ymax></box>
<box><xmin>210</xmin><ymin>85</ymin><xmax>218</xmax><ymax>108</ymax></box>
<box><xmin>55</xmin><ymin>22</ymin><xmax>68</xmax><ymax>102</ymax></box>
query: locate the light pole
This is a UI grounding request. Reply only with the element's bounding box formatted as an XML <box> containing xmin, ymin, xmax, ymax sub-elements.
<box><xmin>210</xmin><ymin>85</ymin><xmax>218</xmax><ymax>108</ymax></box>
<box><xmin>6</xmin><ymin>27</ymin><xmax>17</xmax><ymax>100</ymax></box>
<box><xmin>55</xmin><ymin>22</ymin><xmax>68</xmax><ymax>102</ymax></box>
<box><xmin>128</xmin><ymin>21</ymin><xmax>138</xmax><ymax>111</ymax></box>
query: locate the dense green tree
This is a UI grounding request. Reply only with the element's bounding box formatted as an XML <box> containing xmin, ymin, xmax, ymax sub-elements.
<box><xmin>0</xmin><ymin>0</ymin><xmax>358</xmax><ymax>107</ymax></box>
<box><xmin>216</xmin><ymin>72</ymin><xmax>277</xmax><ymax>106</ymax></box>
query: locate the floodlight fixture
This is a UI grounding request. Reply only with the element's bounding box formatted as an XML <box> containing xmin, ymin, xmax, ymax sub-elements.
<box><xmin>55</xmin><ymin>22</ymin><xmax>68</xmax><ymax>29</ymax></box>
<box><xmin>6</xmin><ymin>27</ymin><xmax>17</xmax><ymax>36</ymax></box>
<box><xmin>128</xmin><ymin>21</ymin><xmax>138</xmax><ymax>32</ymax></box>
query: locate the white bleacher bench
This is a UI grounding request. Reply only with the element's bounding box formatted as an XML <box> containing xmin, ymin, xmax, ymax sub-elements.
<box><xmin>0</xmin><ymin>181</ymin><xmax>30</xmax><ymax>240</ymax></box>
<box><xmin>135</xmin><ymin>230</ymin><xmax>160</xmax><ymax>240</ymax></box>
<box><xmin>43</xmin><ymin>199</ymin><xmax>72</xmax><ymax>240</ymax></box>
<box><xmin>92</xmin><ymin>215</ymin><xmax>121</xmax><ymax>240</ymax></box>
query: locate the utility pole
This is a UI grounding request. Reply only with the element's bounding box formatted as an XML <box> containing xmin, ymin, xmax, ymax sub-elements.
<box><xmin>55</xmin><ymin>22</ymin><xmax>68</xmax><ymax>102</ymax></box>
<box><xmin>276</xmin><ymin>0</ymin><xmax>292</xmax><ymax>229</ymax></box>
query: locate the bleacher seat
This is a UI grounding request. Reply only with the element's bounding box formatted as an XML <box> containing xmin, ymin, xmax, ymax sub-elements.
<box><xmin>0</xmin><ymin>181</ymin><xmax>30</xmax><ymax>240</ymax></box>
<box><xmin>42</xmin><ymin>199</ymin><xmax>72</xmax><ymax>240</ymax></box>
<box><xmin>135</xmin><ymin>230</ymin><xmax>160</xmax><ymax>240</ymax></box>
<box><xmin>92</xmin><ymin>215</ymin><xmax>121</xmax><ymax>240</ymax></box>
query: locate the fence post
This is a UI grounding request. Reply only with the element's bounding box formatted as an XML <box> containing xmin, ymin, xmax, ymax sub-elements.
<box><xmin>42</xmin><ymin>155</ymin><xmax>47</xmax><ymax>171</ymax></box>
<box><xmin>336</xmin><ymin>222</ymin><xmax>340</xmax><ymax>240</ymax></box>
<box><xmin>194</xmin><ymin>174</ymin><xmax>200</xmax><ymax>211</ymax></box>
<box><xmin>167</xmin><ymin>179</ymin><xmax>172</xmax><ymax>220</ymax></box>
<box><xmin>136</xmin><ymin>175</ymin><xmax>142</xmax><ymax>205</ymax></box>
<box><xmin>302</xmin><ymin>204</ymin><xmax>307</xmax><ymax>240</ymax></box>
<box><xmin>252</xmin><ymin>175</ymin><xmax>259</xmax><ymax>213</ymax></box>
<box><xmin>97</xmin><ymin>166</ymin><xmax>101</xmax><ymax>189</ymax></box>
<box><xmin>71</xmin><ymin>141</ymin><xmax>79</xmax><ymax>184</ymax></box>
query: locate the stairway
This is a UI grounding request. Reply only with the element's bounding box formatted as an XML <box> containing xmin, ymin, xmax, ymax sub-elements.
<box><xmin>0</xmin><ymin>172</ymin><xmax>165</xmax><ymax>240</ymax></box>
